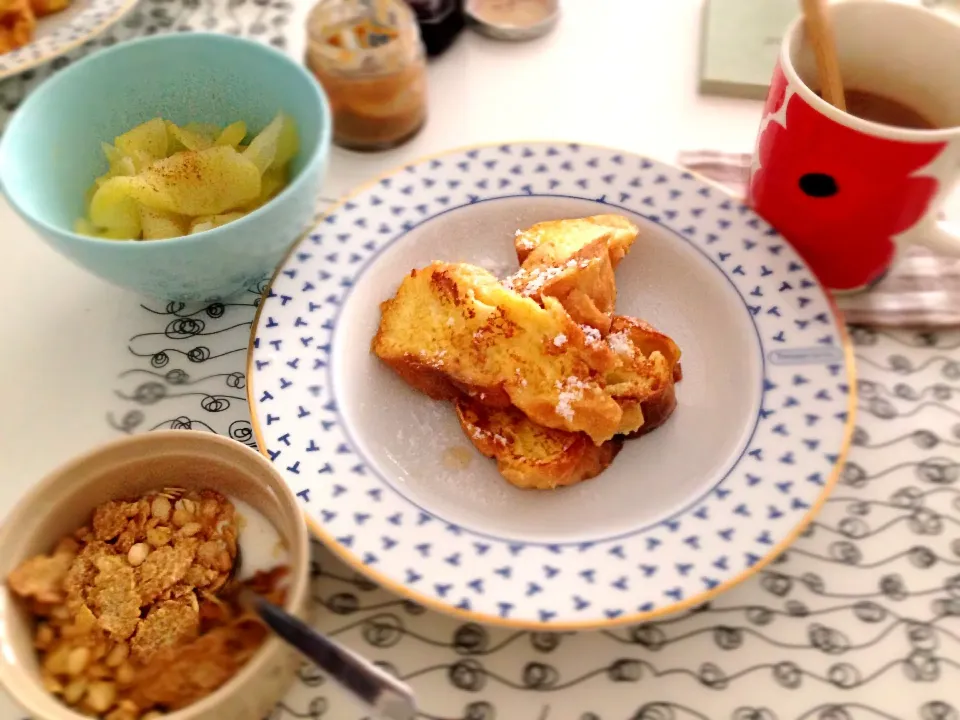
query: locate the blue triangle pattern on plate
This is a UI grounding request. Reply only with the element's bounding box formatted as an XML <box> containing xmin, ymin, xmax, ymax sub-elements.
<box><xmin>248</xmin><ymin>142</ymin><xmax>852</xmax><ymax>627</ymax></box>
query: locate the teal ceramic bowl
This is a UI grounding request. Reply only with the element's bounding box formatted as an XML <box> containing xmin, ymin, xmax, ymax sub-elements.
<box><xmin>0</xmin><ymin>33</ymin><xmax>331</xmax><ymax>302</ymax></box>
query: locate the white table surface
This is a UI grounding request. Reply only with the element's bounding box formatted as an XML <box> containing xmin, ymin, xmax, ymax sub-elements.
<box><xmin>0</xmin><ymin>0</ymin><xmax>763</xmax><ymax>513</ymax></box>
<box><xmin>3</xmin><ymin>1</ymin><xmax>960</xmax><ymax>719</ymax></box>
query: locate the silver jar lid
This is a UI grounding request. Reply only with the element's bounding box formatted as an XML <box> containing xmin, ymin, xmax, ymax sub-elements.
<box><xmin>465</xmin><ymin>0</ymin><xmax>560</xmax><ymax>42</ymax></box>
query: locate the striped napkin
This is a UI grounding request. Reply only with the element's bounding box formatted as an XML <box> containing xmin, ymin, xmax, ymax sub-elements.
<box><xmin>679</xmin><ymin>150</ymin><xmax>960</xmax><ymax>327</ymax></box>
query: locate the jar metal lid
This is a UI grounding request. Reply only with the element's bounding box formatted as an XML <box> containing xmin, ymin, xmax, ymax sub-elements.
<box><xmin>465</xmin><ymin>0</ymin><xmax>560</xmax><ymax>42</ymax></box>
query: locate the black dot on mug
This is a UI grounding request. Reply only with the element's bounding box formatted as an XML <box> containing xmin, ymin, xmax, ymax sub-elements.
<box><xmin>799</xmin><ymin>173</ymin><xmax>839</xmax><ymax>197</ymax></box>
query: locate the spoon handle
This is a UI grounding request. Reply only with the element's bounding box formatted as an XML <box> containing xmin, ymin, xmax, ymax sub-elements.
<box><xmin>242</xmin><ymin>590</ymin><xmax>417</xmax><ymax>720</ymax></box>
<box><xmin>800</xmin><ymin>0</ymin><xmax>846</xmax><ymax>111</ymax></box>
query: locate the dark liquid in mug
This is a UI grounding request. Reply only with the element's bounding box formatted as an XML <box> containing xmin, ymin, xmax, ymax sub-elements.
<box><xmin>817</xmin><ymin>88</ymin><xmax>937</xmax><ymax>129</ymax></box>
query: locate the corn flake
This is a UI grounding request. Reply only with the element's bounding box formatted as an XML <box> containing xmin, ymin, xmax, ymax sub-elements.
<box><xmin>136</xmin><ymin>539</ymin><xmax>198</xmax><ymax>605</ymax></box>
<box><xmin>4</xmin><ymin>486</ymin><xmax>287</xmax><ymax>719</ymax></box>
<box><xmin>90</xmin><ymin>557</ymin><xmax>140</xmax><ymax>641</ymax></box>
<box><xmin>7</xmin><ymin>552</ymin><xmax>74</xmax><ymax>604</ymax></box>
<box><xmin>130</xmin><ymin>596</ymin><xmax>199</xmax><ymax>663</ymax></box>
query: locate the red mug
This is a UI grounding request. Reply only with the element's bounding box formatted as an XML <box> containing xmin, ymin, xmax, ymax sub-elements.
<box><xmin>749</xmin><ymin>0</ymin><xmax>960</xmax><ymax>293</ymax></box>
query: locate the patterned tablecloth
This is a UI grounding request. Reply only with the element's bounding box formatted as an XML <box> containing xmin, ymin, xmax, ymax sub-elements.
<box><xmin>5</xmin><ymin>2</ymin><xmax>960</xmax><ymax>719</ymax></box>
<box><xmin>106</xmin><ymin>283</ymin><xmax>960</xmax><ymax>720</ymax></box>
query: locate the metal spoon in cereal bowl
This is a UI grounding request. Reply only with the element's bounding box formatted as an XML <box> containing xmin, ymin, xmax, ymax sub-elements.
<box><xmin>232</xmin><ymin>548</ymin><xmax>418</xmax><ymax>720</ymax></box>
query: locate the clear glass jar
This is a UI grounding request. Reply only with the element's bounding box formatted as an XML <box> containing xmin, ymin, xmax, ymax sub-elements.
<box><xmin>306</xmin><ymin>0</ymin><xmax>429</xmax><ymax>152</ymax></box>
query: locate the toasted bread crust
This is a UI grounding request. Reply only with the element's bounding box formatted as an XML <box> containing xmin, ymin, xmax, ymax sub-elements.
<box><xmin>628</xmin><ymin>381</ymin><xmax>678</xmax><ymax>439</ymax></box>
<box><xmin>376</xmin><ymin>355</ymin><xmax>462</xmax><ymax>401</ymax></box>
<box><xmin>609</xmin><ymin>316</ymin><xmax>682</xmax><ymax>367</ymax></box>
<box><xmin>455</xmin><ymin>398</ymin><xmax>623</xmax><ymax>490</ymax></box>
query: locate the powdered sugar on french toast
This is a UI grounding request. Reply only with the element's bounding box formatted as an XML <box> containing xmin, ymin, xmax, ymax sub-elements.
<box><xmin>502</xmin><ymin>265</ymin><xmax>564</xmax><ymax>296</ymax></box>
<box><xmin>607</xmin><ymin>331</ymin><xmax>633</xmax><ymax>356</ymax></box>
<box><xmin>515</xmin><ymin>230</ymin><xmax>537</xmax><ymax>250</ymax></box>
<box><xmin>555</xmin><ymin>376</ymin><xmax>589</xmax><ymax>422</ymax></box>
<box><xmin>580</xmin><ymin>325</ymin><xmax>601</xmax><ymax>345</ymax></box>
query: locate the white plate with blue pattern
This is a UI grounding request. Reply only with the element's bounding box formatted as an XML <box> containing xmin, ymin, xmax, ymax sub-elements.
<box><xmin>247</xmin><ymin>143</ymin><xmax>855</xmax><ymax>630</ymax></box>
<box><xmin>0</xmin><ymin>0</ymin><xmax>137</xmax><ymax>81</ymax></box>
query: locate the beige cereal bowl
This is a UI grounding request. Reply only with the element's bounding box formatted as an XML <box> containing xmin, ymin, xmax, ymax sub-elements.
<box><xmin>0</xmin><ymin>430</ymin><xmax>311</xmax><ymax>720</ymax></box>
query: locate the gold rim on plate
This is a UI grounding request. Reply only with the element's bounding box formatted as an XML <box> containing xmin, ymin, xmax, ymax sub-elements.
<box><xmin>245</xmin><ymin>139</ymin><xmax>858</xmax><ymax>631</ymax></box>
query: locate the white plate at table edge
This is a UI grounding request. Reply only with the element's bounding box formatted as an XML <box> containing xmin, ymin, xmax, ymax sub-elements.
<box><xmin>0</xmin><ymin>0</ymin><xmax>138</xmax><ymax>81</ymax></box>
<box><xmin>245</xmin><ymin>140</ymin><xmax>857</xmax><ymax>630</ymax></box>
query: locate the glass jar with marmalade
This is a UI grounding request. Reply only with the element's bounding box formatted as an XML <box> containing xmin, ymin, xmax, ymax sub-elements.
<box><xmin>306</xmin><ymin>0</ymin><xmax>428</xmax><ymax>152</ymax></box>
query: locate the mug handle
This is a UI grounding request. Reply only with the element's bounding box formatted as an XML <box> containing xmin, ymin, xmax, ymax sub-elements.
<box><xmin>914</xmin><ymin>220</ymin><xmax>960</xmax><ymax>257</ymax></box>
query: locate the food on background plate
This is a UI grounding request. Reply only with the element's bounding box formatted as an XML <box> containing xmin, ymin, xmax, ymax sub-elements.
<box><xmin>29</xmin><ymin>0</ymin><xmax>69</xmax><ymax>15</ymax></box>
<box><xmin>6</xmin><ymin>487</ymin><xmax>289</xmax><ymax>718</ymax></box>
<box><xmin>0</xmin><ymin>0</ymin><xmax>72</xmax><ymax>53</ymax></box>
<box><xmin>75</xmin><ymin>112</ymin><xmax>299</xmax><ymax>241</ymax></box>
<box><xmin>0</xmin><ymin>0</ymin><xmax>35</xmax><ymax>53</ymax></box>
<box><xmin>372</xmin><ymin>214</ymin><xmax>684</xmax><ymax>490</ymax></box>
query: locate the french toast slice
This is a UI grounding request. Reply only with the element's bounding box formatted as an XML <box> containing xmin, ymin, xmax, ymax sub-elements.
<box><xmin>609</xmin><ymin>316</ymin><xmax>682</xmax><ymax>366</ymax></box>
<box><xmin>604</xmin><ymin>315</ymin><xmax>682</xmax><ymax>439</ymax></box>
<box><xmin>0</xmin><ymin>0</ymin><xmax>35</xmax><ymax>53</ymax></box>
<box><xmin>505</xmin><ymin>233</ymin><xmax>617</xmax><ymax>334</ymax></box>
<box><xmin>452</xmin><ymin>317</ymin><xmax>680</xmax><ymax>490</ymax></box>
<box><xmin>604</xmin><ymin>316</ymin><xmax>682</xmax><ymax>401</ymax></box>
<box><xmin>513</xmin><ymin>214</ymin><xmax>640</xmax><ymax>266</ymax></box>
<box><xmin>373</xmin><ymin>261</ymin><xmax>627</xmax><ymax>444</ymax></box>
<box><xmin>453</xmin><ymin>378</ymin><xmax>676</xmax><ymax>490</ymax></box>
<box><xmin>507</xmin><ymin>215</ymin><xmax>640</xmax><ymax>334</ymax></box>
<box><xmin>454</xmin><ymin>398</ymin><xmax>623</xmax><ymax>490</ymax></box>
